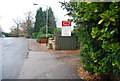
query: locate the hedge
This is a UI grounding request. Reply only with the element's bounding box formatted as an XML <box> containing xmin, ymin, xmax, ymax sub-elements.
<box><xmin>36</xmin><ymin>34</ymin><xmax>54</xmax><ymax>43</ymax></box>
<box><xmin>32</xmin><ymin>33</ymin><xmax>38</xmax><ymax>39</ymax></box>
<box><xmin>61</xmin><ymin>2</ymin><xmax>120</xmax><ymax>77</ymax></box>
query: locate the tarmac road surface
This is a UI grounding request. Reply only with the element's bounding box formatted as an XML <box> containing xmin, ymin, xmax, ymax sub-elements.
<box><xmin>1</xmin><ymin>37</ymin><xmax>28</xmax><ymax>79</ymax></box>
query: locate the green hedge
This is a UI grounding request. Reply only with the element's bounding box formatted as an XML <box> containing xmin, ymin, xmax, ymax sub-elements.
<box><xmin>32</xmin><ymin>33</ymin><xmax>38</xmax><ymax>39</ymax></box>
<box><xmin>2</xmin><ymin>32</ymin><xmax>17</xmax><ymax>37</ymax></box>
<box><xmin>36</xmin><ymin>34</ymin><xmax>54</xmax><ymax>43</ymax></box>
<box><xmin>61</xmin><ymin>2</ymin><xmax>120</xmax><ymax>77</ymax></box>
<box><xmin>40</xmin><ymin>34</ymin><xmax>54</xmax><ymax>39</ymax></box>
<box><xmin>54</xmin><ymin>28</ymin><xmax>61</xmax><ymax>33</ymax></box>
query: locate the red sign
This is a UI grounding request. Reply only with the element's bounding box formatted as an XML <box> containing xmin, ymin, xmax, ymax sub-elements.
<box><xmin>62</xmin><ymin>21</ymin><xmax>71</xmax><ymax>26</ymax></box>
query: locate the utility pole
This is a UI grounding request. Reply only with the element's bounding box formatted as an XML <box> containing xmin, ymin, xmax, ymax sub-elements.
<box><xmin>46</xmin><ymin>6</ymin><xmax>48</xmax><ymax>38</ymax></box>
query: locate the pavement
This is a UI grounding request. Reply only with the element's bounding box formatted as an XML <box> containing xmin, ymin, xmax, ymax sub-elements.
<box><xmin>18</xmin><ymin>39</ymin><xmax>81</xmax><ymax>79</ymax></box>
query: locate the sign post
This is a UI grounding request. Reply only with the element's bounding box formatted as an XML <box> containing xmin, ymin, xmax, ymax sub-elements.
<box><xmin>62</xmin><ymin>21</ymin><xmax>72</xmax><ymax>36</ymax></box>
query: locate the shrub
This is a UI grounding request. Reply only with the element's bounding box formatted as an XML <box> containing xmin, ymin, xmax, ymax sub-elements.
<box><xmin>39</xmin><ymin>34</ymin><xmax>46</xmax><ymax>39</ymax></box>
<box><xmin>71</xmin><ymin>31</ymin><xmax>80</xmax><ymax>49</ymax></box>
<box><xmin>36</xmin><ymin>36</ymin><xmax>41</xmax><ymax>43</ymax></box>
<box><xmin>61</xmin><ymin>2</ymin><xmax>120</xmax><ymax>77</ymax></box>
<box><xmin>54</xmin><ymin>28</ymin><xmax>61</xmax><ymax>33</ymax></box>
<box><xmin>32</xmin><ymin>33</ymin><xmax>38</xmax><ymax>39</ymax></box>
<box><xmin>19</xmin><ymin>35</ymin><xmax>27</xmax><ymax>37</ymax></box>
<box><xmin>54</xmin><ymin>28</ymin><xmax>61</xmax><ymax>36</ymax></box>
<box><xmin>40</xmin><ymin>27</ymin><xmax>46</xmax><ymax>34</ymax></box>
<box><xmin>40</xmin><ymin>34</ymin><xmax>54</xmax><ymax>39</ymax></box>
<box><xmin>26</xmin><ymin>36</ymin><xmax>31</xmax><ymax>38</ymax></box>
<box><xmin>2</xmin><ymin>32</ymin><xmax>17</xmax><ymax>37</ymax></box>
<box><xmin>36</xmin><ymin>34</ymin><xmax>54</xmax><ymax>43</ymax></box>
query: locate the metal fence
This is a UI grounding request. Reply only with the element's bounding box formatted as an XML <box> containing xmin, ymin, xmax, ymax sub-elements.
<box><xmin>54</xmin><ymin>36</ymin><xmax>77</xmax><ymax>50</ymax></box>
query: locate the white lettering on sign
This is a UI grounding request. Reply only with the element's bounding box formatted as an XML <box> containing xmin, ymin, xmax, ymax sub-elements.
<box><xmin>62</xmin><ymin>21</ymin><xmax>71</xmax><ymax>26</ymax></box>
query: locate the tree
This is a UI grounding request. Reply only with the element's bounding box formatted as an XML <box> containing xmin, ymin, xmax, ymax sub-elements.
<box><xmin>61</xmin><ymin>1</ymin><xmax>120</xmax><ymax>79</ymax></box>
<box><xmin>11</xmin><ymin>11</ymin><xmax>34</xmax><ymax>37</ymax></box>
<box><xmin>47</xmin><ymin>7</ymin><xmax>56</xmax><ymax>34</ymax></box>
<box><xmin>34</xmin><ymin>7</ymin><xmax>56</xmax><ymax>34</ymax></box>
<box><xmin>13</xmin><ymin>18</ymin><xmax>21</xmax><ymax>36</ymax></box>
<box><xmin>10</xmin><ymin>26</ymin><xmax>17</xmax><ymax>34</ymax></box>
<box><xmin>34</xmin><ymin>7</ymin><xmax>46</xmax><ymax>33</ymax></box>
<box><xmin>23</xmin><ymin>11</ymin><xmax>34</xmax><ymax>36</ymax></box>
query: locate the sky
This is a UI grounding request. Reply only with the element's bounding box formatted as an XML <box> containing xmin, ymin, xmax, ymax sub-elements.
<box><xmin>0</xmin><ymin>0</ymin><xmax>71</xmax><ymax>32</ymax></box>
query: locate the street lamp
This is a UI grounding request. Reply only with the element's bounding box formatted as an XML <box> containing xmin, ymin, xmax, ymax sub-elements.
<box><xmin>33</xmin><ymin>3</ymin><xmax>48</xmax><ymax>38</ymax></box>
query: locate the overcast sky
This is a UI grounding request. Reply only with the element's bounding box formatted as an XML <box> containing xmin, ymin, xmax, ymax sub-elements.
<box><xmin>0</xmin><ymin>0</ymin><xmax>70</xmax><ymax>32</ymax></box>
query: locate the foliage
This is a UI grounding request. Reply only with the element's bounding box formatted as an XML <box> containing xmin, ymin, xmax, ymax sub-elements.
<box><xmin>34</xmin><ymin>8</ymin><xmax>46</xmax><ymax>33</ymax></box>
<box><xmin>61</xmin><ymin>2</ymin><xmax>120</xmax><ymax>76</ymax></box>
<box><xmin>2</xmin><ymin>32</ymin><xmax>17</xmax><ymax>37</ymax></box>
<box><xmin>40</xmin><ymin>34</ymin><xmax>54</xmax><ymax>39</ymax></box>
<box><xmin>33</xmin><ymin>7</ymin><xmax>56</xmax><ymax>34</ymax></box>
<box><xmin>24</xmin><ymin>11</ymin><xmax>34</xmax><ymax>37</ymax></box>
<box><xmin>3</xmin><ymin>32</ymin><xmax>28</xmax><ymax>37</ymax></box>
<box><xmin>11</xmin><ymin>11</ymin><xmax>34</xmax><ymax>37</ymax></box>
<box><xmin>26</xmin><ymin>36</ymin><xmax>31</xmax><ymax>38</ymax></box>
<box><xmin>40</xmin><ymin>26</ymin><xmax>46</xmax><ymax>34</ymax></box>
<box><xmin>36</xmin><ymin>36</ymin><xmax>41</xmax><ymax>43</ymax></box>
<box><xmin>54</xmin><ymin>28</ymin><xmax>61</xmax><ymax>33</ymax></box>
<box><xmin>36</xmin><ymin>34</ymin><xmax>54</xmax><ymax>43</ymax></box>
<box><xmin>32</xmin><ymin>33</ymin><xmax>38</xmax><ymax>39</ymax></box>
<box><xmin>19</xmin><ymin>34</ymin><xmax>27</xmax><ymax>37</ymax></box>
<box><xmin>48</xmin><ymin>7</ymin><xmax>56</xmax><ymax>34</ymax></box>
<box><xmin>54</xmin><ymin>28</ymin><xmax>61</xmax><ymax>36</ymax></box>
<box><xmin>71</xmin><ymin>31</ymin><xmax>80</xmax><ymax>49</ymax></box>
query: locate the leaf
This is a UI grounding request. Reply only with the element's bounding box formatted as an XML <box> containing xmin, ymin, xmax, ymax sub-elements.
<box><xmin>91</xmin><ymin>27</ymin><xmax>99</xmax><ymax>38</ymax></box>
<box><xmin>110</xmin><ymin>30</ymin><xmax>115</xmax><ymax>35</ymax></box>
<box><xmin>98</xmin><ymin>19</ymin><xmax>104</xmax><ymax>24</ymax></box>
<box><xmin>104</xmin><ymin>21</ymin><xmax>110</xmax><ymax>26</ymax></box>
<box><xmin>99</xmin><ymin>14</ymin><xmax>106</xmax><ymax>18</ymax></box>
<box><xmin>110</xmin><ymin>17</ymin><xmax>115</xmax><ymax>22</ymax></box>
<box><xmin>94</xmin><ymin>60</ymin><xmax>97</xmax><ymax>62</ymax></box>
<box><xmin>94</xmin><ymin>9</ymin><xmax>98</xmax><ymax>12</ymax></box>
<box><xmin>101</xmin><ymin>33</ymin><xmax>110</xmax><ymax>38</ymax></box>
<box><xmin>76</xmin><ymin>14</ymin><xmax>81</xmax><ymax>17</ymax></box>
<box><xmin>86</xmin><ymin>2</ymin><xmax>92</xmax><ymax>4</ymax></box>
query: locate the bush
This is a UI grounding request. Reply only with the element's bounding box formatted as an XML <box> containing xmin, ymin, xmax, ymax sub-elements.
<box><xmin>54</xmin><ymin>28</ymin><xmax>61</xmax><ymax>33</ymax></box>
<box><xmin>2</xmin><ymin>32</ymin><xmax>17</xmax><ymax>37</ymax></box>
<box><xmin>40</xmin><ymin>27</ymin><xmax>46</xmax><ymax>34</ymax></box>
<box><xmin>26</xmin><ymin>36</ymin><xmax>31</xmax><ymax>38</ymax></box>
<box><xmin>39</xmin><ymin>34</ymin><xmax>46</xmax><ymax>39</ymax></box>
<box><xmin>36</xmin><ymin>34</ymin><xmax>54</xmax><ymax>43</ymax></box>
<box><xmin>19</xmin><ymin>35</ymin><xmax>27</xmax><ymax>37</ymax></box>
<box><xmin>40</xmin><ymin>34</ymin><xmax>54</xmax><ymax>39</ymax></box>
<box><xmin>54</xmin><ymin>28</ymin><xmax>61</xmax><ymax>36</ymax></box>
<box><xmin>32</xmin><ymin>33</ymin><xmax>38</xmax><ymax>39</ymax></box>
<box><xmin>71</xmin><ymin>31</ymin><xmax>80</xmax><ymax>49</ymax></box>
<box><xmin>61</xmin><ymin>2</ymin><xmax>120</xmax><ymax>77</ymax></box>
<box><xmin>36</xmin><ymin>36</ymin><xmax>41</xmax><ymax>43</ymax></box>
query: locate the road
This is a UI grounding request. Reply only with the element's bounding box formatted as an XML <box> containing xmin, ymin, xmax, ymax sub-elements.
<box><xmin>1</xmin><ymin>37</ymin><xmax>28</xmax><ymax>79</ymax></box>
<box><xmin>0</xmin><ymin>38</ymin><xmax>2</xmax><ymax>80</ymax></box>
